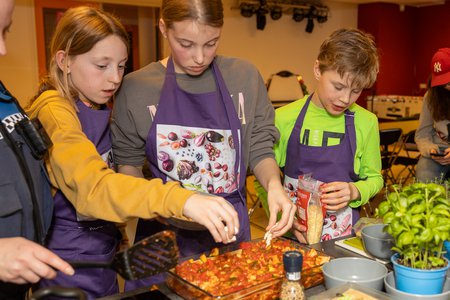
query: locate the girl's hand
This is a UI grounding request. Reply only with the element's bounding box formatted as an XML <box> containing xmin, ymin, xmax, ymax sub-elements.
<box><xmin>183</xmin><ymin>193</ymin><xmax>239</xmax><ymax>244</ymax></box>
<box><xmin>430</xmin><ymin>148</ymin><xmax>450</xmax><ymax>165</ymax></box>
<box><xmin>267</xmin><ymin>187</ymin><xmax>296</xmax><ymax>238</ymax></box>
<box><xmin>320</xmin><ymin>182</ymin><xmax>359</xmax><ymax>211</ymax></box>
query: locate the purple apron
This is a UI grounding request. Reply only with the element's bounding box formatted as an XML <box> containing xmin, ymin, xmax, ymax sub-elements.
<box><xmin>126</xmin><ymin>58</ymin><xmax>249</xmax><ymax>289</ymax></box>
<box><xmin>38</xmin><ymin>101</ymin><xmax>120</xmax><ymax>299</ymax></box>
<box><xmin>283</xmin><ymin>95</ymin><xmax>361</xmax><ymax>242</ymax></box>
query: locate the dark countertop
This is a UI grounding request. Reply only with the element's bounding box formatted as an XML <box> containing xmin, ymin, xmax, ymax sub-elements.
<box><xmin>98</xmin><ymin>236</ymin><xmax>372</xmax><ymax>300</ymax></box>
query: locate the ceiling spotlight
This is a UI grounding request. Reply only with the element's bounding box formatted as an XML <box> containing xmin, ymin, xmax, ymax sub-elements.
<box><xmin>316</xmin><ymin>8</ymin><xmax>329</xmax><ymax>23</ymax></box>
<box><xmin>305</xmin><ymin>15</ymin><xmax>314</xmax><ymax>33</ymax></box>
<box><xmin>270</xmin><ymin>6</ymin><xmax>282</xmax><ymax>20</ymax></box>
<box><xmin>256</xmin><ymin>6</ymin><xmax>268</xmax><ymax>30</ymax></box>
<box><xmin>240</xmin><ymin>3</ymin><xmax>255</xmax><ymax>18</ymax></box>
<box><xmin>292</xmin><ymin>8</ymin><xmax>306</xmax><ymax>22</ymax></box>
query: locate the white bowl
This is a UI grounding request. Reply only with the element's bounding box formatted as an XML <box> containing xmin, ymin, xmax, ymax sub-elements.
<box><xmin>384</xmin><ymin>272</ymin><xmax>450</xmax><ymax>300</ymax></box>
<box><xmin>322</xmin><ymin>257</ymin><xmax>388</xmax><ymax>290</ymax></box>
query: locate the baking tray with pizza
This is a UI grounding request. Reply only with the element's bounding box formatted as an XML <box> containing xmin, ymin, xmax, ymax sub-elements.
<box><xmin>166</xmin><ymin>237</ymin><xmax>331</xmax><ymax>300</ymax></box>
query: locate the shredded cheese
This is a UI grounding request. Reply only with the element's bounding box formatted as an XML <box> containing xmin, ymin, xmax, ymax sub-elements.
<box><xmin>224</xmin><ymin>226</ymin><xmax>237</xmax><ymax>243</ymax></box>
<box><xmin>263</xmin><ymin>222</ymin><xmax>278</xmax><ymax>248</ymax></box>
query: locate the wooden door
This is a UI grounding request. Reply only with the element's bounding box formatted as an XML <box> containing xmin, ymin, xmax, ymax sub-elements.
<box><xmin>34</xmin><ymin>0</ymin><xmax>98</xmax><ymax>78</ymax></box>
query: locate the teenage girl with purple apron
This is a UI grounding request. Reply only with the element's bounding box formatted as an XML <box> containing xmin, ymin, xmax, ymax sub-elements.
<box><xmin>126</xmin><ymin>57</ymin><xmax>250</xmax><ymax>288</ymax></box>
<box><xmin>38</xmin><ymin>101</ymin><xmax>120</xmax><ymax>299</ymax></box>
<box><xmin>283</xmin><ymin>95</ymin><xmax>362</xmax><ymax>242</ymax></box>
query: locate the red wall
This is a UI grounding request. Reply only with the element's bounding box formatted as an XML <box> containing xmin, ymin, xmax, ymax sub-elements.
<box><xmin>414</xmin><ymin>3</ymin><xmax>450</xmax><ymax>90</ymax></box>
<box><xmin>357</xmin><ymin>1</ymin><xmax>450</xmax><ymax>98</ymax></box>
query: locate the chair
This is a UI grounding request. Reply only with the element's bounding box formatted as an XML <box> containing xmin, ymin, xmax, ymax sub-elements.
<box><xmin>379</xmin><ymin>128</ymin><xmax>403</xmax><ymax>184</ymax></box>
<box><xmin>392</xmin><ymin>130</ymin><xmax>420</xmax><ymax>184</ymax></box>
<box><xmin>266</xmin><ymin>70</ymin><xmax>304</xmax><ymax>108</ymax></box>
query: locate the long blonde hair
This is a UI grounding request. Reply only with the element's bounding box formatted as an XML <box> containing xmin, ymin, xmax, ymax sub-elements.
<box><xmin>161</xmin><ymin>0</ymin><xmax>223</xmax><ymax>29</ymax></box>
<box><xmin>31</xmin><ymin>6</ymin><xmax>129</xmax><ymax>108</ymax></box>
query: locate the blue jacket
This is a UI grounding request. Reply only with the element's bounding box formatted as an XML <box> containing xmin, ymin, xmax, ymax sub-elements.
<box><xmin>0</xmin><ymin>81</ymin><xmax>53</xmax><ymax>244</ymax></box>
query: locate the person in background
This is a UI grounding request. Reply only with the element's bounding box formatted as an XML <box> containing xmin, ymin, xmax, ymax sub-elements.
<box><xmin>271</xmin><ymin>28</ymin><xmax>383</xmax><ymax>243</ymax></box>
<box><xmin>111</xmin><ymin>0</ymin><xmax>295</xmax><ymax>289</ymax></box>
<box><xmin>415</xmin><ymin>48</ymin><xmax>450</xmax><ymax>182</ymax></box>
<box><xmin>0</xmin><ymin>0</ymin><xmax>74</xmax><ymax>299</ymax></box>
<box><xmin>26</xmin><ymin>6</ymin><xmax>239</xmax><ymax>299</ymax></box>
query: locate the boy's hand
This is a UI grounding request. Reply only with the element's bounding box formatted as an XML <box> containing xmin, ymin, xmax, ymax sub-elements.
<box><xmin>292</xmin><ymin>221</ymin><xmax>308</xmax><ymax>244</ymax></box>
<box><xmin>320</xmin><ymin>182</ymin><xmax>359</xmax><ymax>211</ymax></box>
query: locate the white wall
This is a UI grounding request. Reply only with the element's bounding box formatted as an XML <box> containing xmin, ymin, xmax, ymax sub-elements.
<box><xmin>0</xmin><ymin>0</ymin><xmax>358</xmax><ymax>106</ymax></box>
<box><xmin>218</xmin><ymin>0</ymin><xmax>358</xmax><ymax>89</ymax></box>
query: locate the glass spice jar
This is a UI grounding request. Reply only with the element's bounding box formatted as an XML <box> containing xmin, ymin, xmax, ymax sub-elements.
<box><xmin>279</xmin><ymin>250</ymin><xmax>306</xmax><ymax>300</ymax></box>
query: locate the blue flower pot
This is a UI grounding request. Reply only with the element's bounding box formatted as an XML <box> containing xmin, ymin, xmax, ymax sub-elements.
<box><xmin>391</xmin><ymin>253</ymin><xmax>450</xmax><ymax>295</ymax></box>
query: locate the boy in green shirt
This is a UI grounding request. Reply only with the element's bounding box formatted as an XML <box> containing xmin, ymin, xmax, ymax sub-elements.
<box><xmin>271</xmin><ymin>28</ymin><xmax>383</xmax><ymax>243</ymax></box>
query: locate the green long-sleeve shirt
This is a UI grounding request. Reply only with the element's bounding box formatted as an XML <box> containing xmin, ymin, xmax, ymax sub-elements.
<box><xmin>274</xmin><ymin>95</ymin><xmax>383</xmax><ymax>207</ymax></box>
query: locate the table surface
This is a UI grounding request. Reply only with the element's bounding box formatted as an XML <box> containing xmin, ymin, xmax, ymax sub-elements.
<box><xmin>98</xmin><ymin>236</ymin><xmax>382</xmax><ymax>300</ymax></box>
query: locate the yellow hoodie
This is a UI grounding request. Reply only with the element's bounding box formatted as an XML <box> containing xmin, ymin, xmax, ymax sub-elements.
<box><xmin>26</xmin><ymin>90</ymin><xmax>194</xmax><ymax>222</ymax></box>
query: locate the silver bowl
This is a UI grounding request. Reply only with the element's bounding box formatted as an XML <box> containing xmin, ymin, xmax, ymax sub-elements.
<box><xmin>361</xmin><ymin>224</ymin><xmax>395</xmax><ymax>260</ymax></box>
<box><xmin>322</xmin><ymin>257</ymin><xmax>388</xmax><ymax>290</ymax></box>
<box><xmin>384</xmin><ymin>272</ymin><xmax>450</xmax><ymax>300</ymax></box>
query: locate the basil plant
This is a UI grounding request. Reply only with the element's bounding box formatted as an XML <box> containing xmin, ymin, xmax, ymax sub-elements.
<box><xmin>376</xmin><ymin>182</ymin><xmax>450</xmax><ymax>269</ymax></box>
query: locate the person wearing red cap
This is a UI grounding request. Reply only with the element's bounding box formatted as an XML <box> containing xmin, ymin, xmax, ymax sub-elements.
<box><xmin>415</xmin><ymin>48</ymin><xmax>450</xmax><ymax>182</ymax></box>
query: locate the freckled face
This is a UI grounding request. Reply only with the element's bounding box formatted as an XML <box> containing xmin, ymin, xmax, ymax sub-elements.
<box><xmin>160</xmin><ymin>19</ymin><xmax>221</xmax><ymax>76</ymax></box>
<box><xmin>312</xmin><ymin>61</ymin><xmax>362</xmax><ymax>116</ymax></box>
<box><xmin>65</xmin><ymin>35</ymin><xmax>128</xmax><ymax>105</ymax></box>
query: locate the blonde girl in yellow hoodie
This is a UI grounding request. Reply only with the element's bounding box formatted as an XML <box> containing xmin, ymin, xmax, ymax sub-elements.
<box><xmin>26</xmin><ymin>6</ymin><xmax>239</xmax><ymax>299</ymax></box>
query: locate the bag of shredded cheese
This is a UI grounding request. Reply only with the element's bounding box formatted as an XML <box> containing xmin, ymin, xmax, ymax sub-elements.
<box><xmin>296</xmin><ymin>174</ymin><xmax>326</xmax><ymax>244</ymax></box>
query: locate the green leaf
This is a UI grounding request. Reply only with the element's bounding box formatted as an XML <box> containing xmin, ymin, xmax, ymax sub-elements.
<box><xmin>427</xmin><ymin>183</ymin><xmax>445</xmax><ymax>195</ymax></box>
<box><xmin>429</xmin><ymin>257</ymin><xmax>446</xmax><ymax>268</ymax></box>
<box><xmin>377</xmin><ymin>201</ymin><xmax>390</xmax><ymax>216</ymax></box>
<box><xmin>418</xmin><ymin>229</ymin><xmax>433</xmax><ymax>242</ymax></box>
<box><xmin>436</xmin><ymin>198</ymin><xmax>450</xmax><ymax>206</ymax></box>
<box><xmin>410</xmin><ymin>203</ymin><xmax>426</xmax><ymax>214</ymax></box>
<box><xmin>387</xmin><ymin>193</ymin><xmax>399</xmax><ymax>203</ymax></box>
<box><xmin>410</xmin><ymin>214</ymin><xmax>424</xmax><ymax>228</ymax></box>
<box><xmin>383</xmin><ymin>212</ymin><xmax>395</xmax><ymax>224</ymax></box>
<box><xmin>406</xmin><ymin>193</ymin><xmax>424</xmax><ymax>205</ymax></box>
<box><xmin>399</xmin><ymin>196</ymin><xmax>408</xmax><ymax>209</ymax></box>
<box><xmin>398</xmin><ymin>232</ymin><xmax>414</xmax><ymax>247</ymax></box>
<box><xmin>389</xmin><ymin>220</ymin><xmax>406</xmax><ymax>238</ymax></box>
<box><xmin>432</xmin><ymin>205</ymin><xmax>450</xmax><ymax>217</ymax></box>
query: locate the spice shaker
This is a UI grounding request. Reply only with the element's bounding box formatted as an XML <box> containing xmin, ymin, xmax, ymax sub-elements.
<box><xmin>279</xmin><ymin>250</ymin><xmax>305</xmax><ymax>300</ymax></box>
